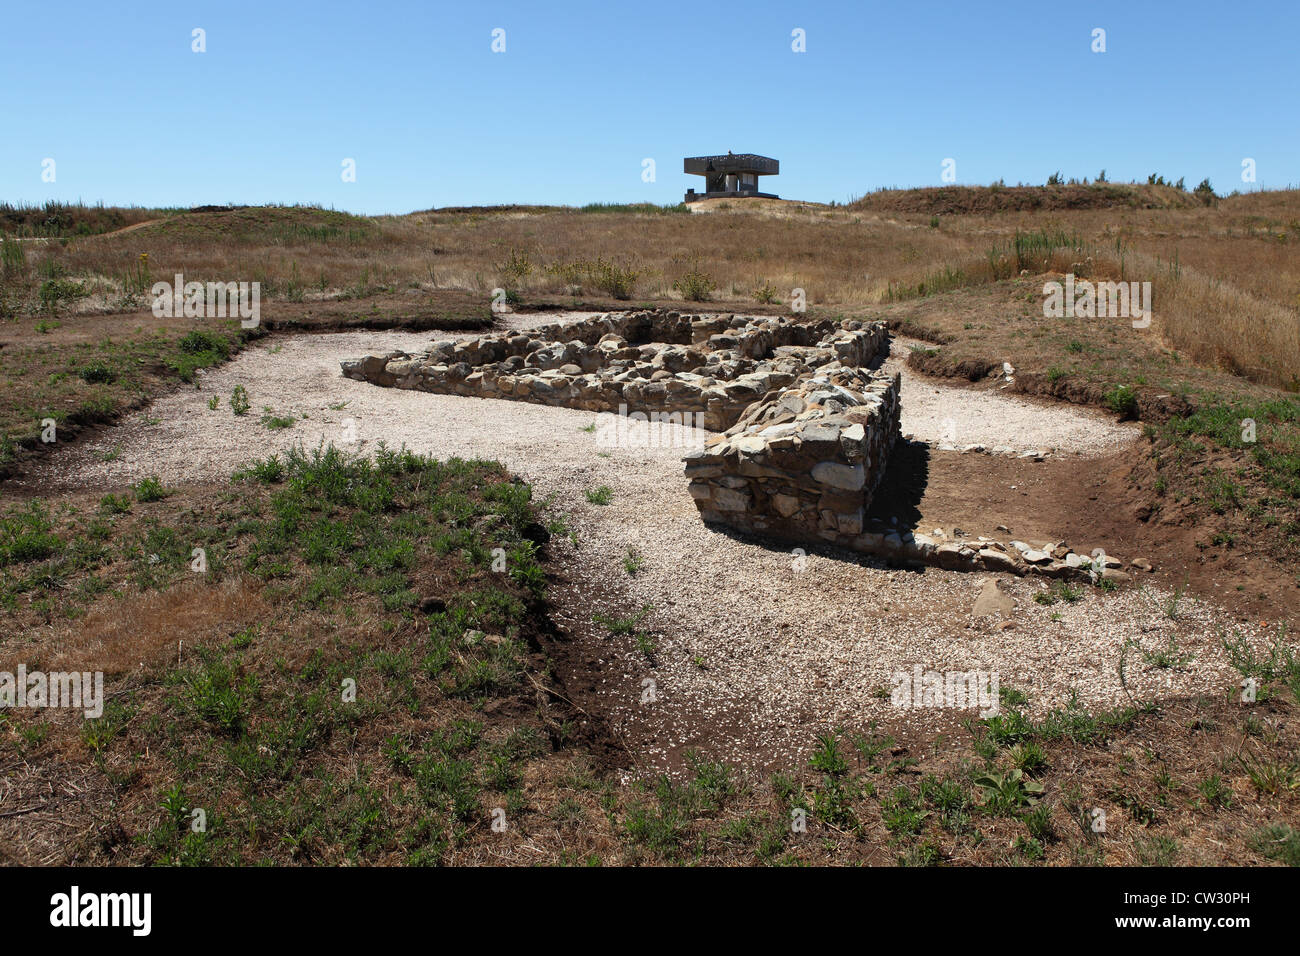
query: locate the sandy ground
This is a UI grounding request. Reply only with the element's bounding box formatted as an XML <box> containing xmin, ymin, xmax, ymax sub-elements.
<box><xmin>28</xmin><ymin>316</ymin><xmax>1271</xmax><ymax>773</ymax></box>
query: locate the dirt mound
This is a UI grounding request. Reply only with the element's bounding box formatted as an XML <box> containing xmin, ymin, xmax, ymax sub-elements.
<box><xmin>904</xmin><ymin>348</ymin><xmax>1195</xmax><ymax>422</ymax></box>
<box><xmin>850</xmin><ymin>183</ymin><xmax>1202</xmax><ymax>216</ymax></box>
<box><xmin>123</xmin><ymin>205</ymin><xmax>374</xmax><ymax>243</ymax></box>
<box><xmin>416</xmin><ymin>203</ymin><xmax>566</xmax><ymax>216</ymax></box>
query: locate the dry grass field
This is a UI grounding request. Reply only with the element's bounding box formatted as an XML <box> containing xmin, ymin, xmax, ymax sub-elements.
<box><xmin>1</xmin><ymin>184</ymin><xmax>1298</xmax><ymax>867</ymax></box>
<box><xmin>6</xmin><ymin>182</ymin><xmax>1296</xmax><ymax>386</ymax></box>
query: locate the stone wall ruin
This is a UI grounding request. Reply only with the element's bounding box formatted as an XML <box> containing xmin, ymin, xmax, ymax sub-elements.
<box><xmin>341</xmin><ymin>310</ymin><xmax>1128</xmax><ymax>582</ymax></box>
<box><xmin>342</xmin><ymin>311</ymin><xmax>883</xmax><ymax>433</ymax></box>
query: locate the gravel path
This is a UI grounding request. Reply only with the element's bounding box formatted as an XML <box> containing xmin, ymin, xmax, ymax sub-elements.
<box><xmin>31</xmin><ymin>318</ymin><xmax>1266</xmax><ymax>773</ymax></box>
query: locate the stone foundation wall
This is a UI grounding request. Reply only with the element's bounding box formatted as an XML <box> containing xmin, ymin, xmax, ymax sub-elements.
<box><xmin>684</xmin><ymin>367</ymin><xmax>900</xmax><ymax>546</ymax></box>
<box><xmin>857</xmin><ymin>523</ymin><xmax>1135</xmax><ymax>583</ymax></box>
<box><xmin>342</xmin><ymin>311</ymin><xmax>886</xmax><ymax>432</ymax></box>
<box><xmin>341</xmin><ymin>310</ymin><xmax>1134</xmax><ymax>580</ymax></box>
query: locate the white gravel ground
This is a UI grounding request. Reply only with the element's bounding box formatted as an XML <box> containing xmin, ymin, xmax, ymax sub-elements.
<box><xmin>30</xmin><ymin>318</ymin><xmax>1271</xmax><ymax>772</ymax></box>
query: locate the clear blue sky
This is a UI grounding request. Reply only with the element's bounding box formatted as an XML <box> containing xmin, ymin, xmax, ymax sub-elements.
<box><xmin>3</xmin><ymin>0</ymin><xmax>1296</xmax><ymax>214</ymax></box>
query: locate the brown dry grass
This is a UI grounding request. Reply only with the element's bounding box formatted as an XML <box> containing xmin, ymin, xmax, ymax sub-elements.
<box><xmin>29</xmin><ymin>576</ymin><xmax>269</xmax><ymax>675</ymax></box>
<box><xmin>6</xmin><ymin>187</ymin><xmax>1294</xmax><ymax>390</ymax></box>
<box><xmin>848</xmin><ymin>182</ymin><xmax>1204</xmax><ymax>215</ymax></box>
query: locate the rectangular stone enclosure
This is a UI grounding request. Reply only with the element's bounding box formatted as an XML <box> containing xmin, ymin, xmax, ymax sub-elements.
<box><xmin>342</xmin><ymin>310</ymin><xmax>1128</xmax><ymax>581</ymax></box>
<box><xmin>341</xmin><ymin>310</ymin><xmax>900</xmax><ymax>551</ymax></box>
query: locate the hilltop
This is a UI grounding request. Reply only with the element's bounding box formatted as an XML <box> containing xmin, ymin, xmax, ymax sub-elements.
<box><xmin>847</xmin><ymin>182</ymin><xmax>1207</xmax><ymax>215</ymax></box>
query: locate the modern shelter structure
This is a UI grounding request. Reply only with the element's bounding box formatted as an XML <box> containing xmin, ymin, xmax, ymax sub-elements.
<box><xmin>683</xmin><ymin>152</ymin><xmax>779</xmax><ymax>202</ymax></box>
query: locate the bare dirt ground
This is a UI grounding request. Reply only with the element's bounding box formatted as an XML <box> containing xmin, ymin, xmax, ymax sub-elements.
<box><xmin>21</xmin><ymin>317</ymin><xmax>1279</xmax><ymax>775</ymax></box>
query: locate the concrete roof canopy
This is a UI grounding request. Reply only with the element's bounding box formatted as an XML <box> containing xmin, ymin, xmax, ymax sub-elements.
<box><xmin>684</xmin><ymin>154</ymin><xmax>779</xmax><ymax>176</ymax></box>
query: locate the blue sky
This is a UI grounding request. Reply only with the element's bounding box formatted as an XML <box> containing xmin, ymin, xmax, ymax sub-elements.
<box><xmin>2</xmin><ymin>0</ymin><xmax>1296</xmax><ymax>213</ymax></box>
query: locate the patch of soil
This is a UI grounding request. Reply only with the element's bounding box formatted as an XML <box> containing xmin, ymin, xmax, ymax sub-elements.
<box><xmin>868</xmin><ymin>440</ymin><xmax>1299</xmax><ymax>624</ymax></box>
<box><xmin>880</xmin><ymin>318</ymin><xmax>952</xmax><ymax>345</ymax></box>
<box><xmin>0</xmin><ymin>395</ymin><xmax>154</xmax><ymax>486</ymax></box>
<box><xmin>907</xmin><ymin>349</ymin><xmax>997</xmax><ymax>382</ymax></box>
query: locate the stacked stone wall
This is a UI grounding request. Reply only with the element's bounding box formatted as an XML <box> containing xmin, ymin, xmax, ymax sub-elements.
<box><xmin>342</xmin><ymin>311</ymin><xmax>885</xmax><ymax>432</ymax></box>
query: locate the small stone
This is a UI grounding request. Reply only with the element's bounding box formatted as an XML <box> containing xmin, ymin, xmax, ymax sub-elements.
<box><xmin>811</xmin><ymin>461</ymin><xmax>866</xmax><ymax>491</ymax></box>
<box><xmin>972</xmin><ymin>579</ymin><xmax>1015</xmax><ymax>618</ymax></box>
<box><xmin>978</xmin><ymin>549</ymin><xmax>1020</xmax><ymax>572</ymax></box>
<box><xmin>854</xmin><ymin>532</ymin><xmax>885</xmax><ymax>551</ymax></box>
<box><xmin>712</xmin><ymin>487</ymin><xmax>751</xmax><ymax>511</ymax></box>
<box><xmin>837</xmin><ymin>511</ymin><xmax>864</xmax><ymax>535</ymax></box>
<box><xmin>772</xmin><ymin>494</ymin><xmax>801</xmax><ymax>517</ymax></box>
<box><xmin>935</xmin><ymin>542</ymin><xmax>973</xmax><ymax>569</ymax></box>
